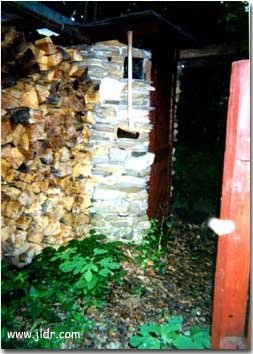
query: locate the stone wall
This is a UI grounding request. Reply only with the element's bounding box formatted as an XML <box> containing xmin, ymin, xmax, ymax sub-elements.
<box><xmin>79</xmin><ymin>40</ymin><xmax>155</xmax><ymax>243</ymax></box>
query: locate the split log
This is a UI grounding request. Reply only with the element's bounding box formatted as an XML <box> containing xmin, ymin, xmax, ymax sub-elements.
<box><xmin>1</xmin><ymin>119</ymin><xmax>13</xmax><ymax>145</ymax></box>
<box><xmin>66</xmin><ymin>48</ymin><xmax>84</xmax><ymax>61</ymax></box>
<box><xmin>13</xmin><ymin>124</ymin><xmax>30</xmax><ymax>151</ymax></box>
<box><xmin>2</xmin><ymin>200</ymin><xmax>24</xmax><ymax>219</ymax></box>
<box><xmin>1</xmin><ymin>146</ymin><xmax>26</xmax><ymax>169</ymax></box>
<box><xmin>35</xmin><ymin>37</ymin><xmax>56</xmax><ymax>55</ymax></box>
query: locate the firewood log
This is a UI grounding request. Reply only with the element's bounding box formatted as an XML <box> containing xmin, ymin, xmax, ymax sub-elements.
<box><xmin>60</xmin><ymin>196</ymin><xmax>75</xmax><ymax>211</ymax></box>
<box><xmin>72</xmin><ymin>195</ymin><xmax>91</xmax><ymax>212</ymax></box>
<box><xmin>37</xmin><ymin>51</ymin><xmax>63</xmax><ymax>71</ymax></box>
<box><xmin>1</xmin><ymin>146</ymin><xmax>25</xmax><ymax>169</ymax></box>
<box><xmin>27</xmin><ymin>122</ymin><xmax>47</xmax><ymax>141</ymax></box>
<box><xmin>1</xmin><ymin>119</ymin><xmax>13</xmax><ymax>145</ymax></box>
<box><xmin>72</xmin><ymin>162</ymin><xmax>91</xmax><ymax>180</ymax></box>
<box><xmin>61</xmin><ymin>211</ymin><xmax>73</xmax><ymax>225</ymax></box>
<box><xmin>1</xmin><ymin>185</ymin><xmax>21</xmax><ymax>199</ymax></box>
<box><xmin>2</xmin><ymin>200</ymin><xmax>24</xmax><ymax>219</ymax></box>
<box><xmin>27</xmin><ymin>233</ymin><xmax>43</xmax><ymax>244</ymax></box>
<box><xmin>72</xmin><ymin>213</ymin><xmax>90</xmax><ymax>225</ymax></box>
<box><xmin>69</xmin><ymin>64</ymin><xmax>86</xmax><ymax>77</ymax></box>
<box><xmin>42</xmin><ymin>221</ymin><xmax>62</xmax><ymax>236</ymax></box>
<box><xmin>1</xmin><ymin>159</ymin><xmax>20</xmax><ymax>182</ymax></box>
<box><xmin>12</xmin><ymin>124</ymin><xmax>30</xmax><ymax>151</ymax></box>
<box><xmin>1</xmin><ymin>226</ymin><xmax>16</xmax><ymax>242</ymax></box>
<box><xmin>35</xmin><ymin>84</ymin><xmax>51</xmax><ymax>103</ymax></box>
<box><xmin>40</xmin><ymin>69</ymin><xmax>56</xmax><ymax>82</ymax></box>
<box><xmin>66</xmin><ymin>48</ymin><xmax>84</xmax><ymax>62</ymax></box>
<box><xmin>35</xmin><ymin>36</ymin><xmax>56</xmax><ymax>55</ymax></box>
<box><xmin>16</xmin><ymin>215</ymin><xmax>32</xmax><ymax>230</ymax></box>
<box><xmin>18</xmin><ymin>172</ymin><xmax>36</xmax><ymax>184</ymax></box>
<box><xmin>18</xmin><ymin>190</ymin><xmax>36</xmax><ymax>207</ymax></box>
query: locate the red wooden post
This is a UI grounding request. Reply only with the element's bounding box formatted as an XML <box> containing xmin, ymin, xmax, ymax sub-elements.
<box><xmin>211</xmin><ymin>60</ymin><xmax>250</xmax><ymax>349</ymax></box>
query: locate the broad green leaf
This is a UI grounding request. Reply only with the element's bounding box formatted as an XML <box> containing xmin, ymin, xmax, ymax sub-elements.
<box><xmin>93</xmin><ymin>248</ymin><xmax>107</xmax><ymax>256</ymax></box>
<box><xmin>107</xmin><ymin>261</ymin><xmax>120</xmax><ymax>270</ymax></box>
<box><xmin>139</xmin><ymin>322</ymin><xmax>160</xmax><ymax>336</ymax></box>
<box><xmin>173</xmin><ymin>335</ymin><xmax>204</xmax><ymax>349</ymax></box>
<box><xmin>90</xmin><ymin>264</ymin><xmax>98</xmax><ymax>272</ymax></box>
<box><xmin>129</xmin><ymin>335</ymin><xmax>143</xmax><ymax>347</ymax></box>
<box><xmin>84</xmin><ymin>270</ymin><xmax>93</xmax><ymax>282</ymax></box>
<box><xmin>99</xmin><ymin>257</ymin><xmax>112</xmax><ymax>268</ymax></box>
<box><xmin>59</xmin><ymin>262</ymin><xmax>76</xmax><ymax>273</ymax></box>
<box><xmin>73</xmin><ymin>260</ymin><xmax>86</xmax><ymax>275</ymax></box>
<box><xmin>86</xmin><ymin>276</ymin><xmax>97</xmax><ymax>290</ymax></box>
<box><xmin>139</xmin><ymin>337</ymin><xmax>161</xmax><ymax>349</ymax></box>
<box><xmin>75</xmin><ymin>277</ymin><xmax>86</xmax><ymax>289</ymax></box>
<box><xmin>28</xmin><ymin>286</ymin><xmax>39</xmax><ymax>298</ymax></box>
<box><xmin>99</xmin><ymin>268</ymin><xmax>110</xmax><ymax>277</ymax></box>
<box><xmin>192</xmin><ymin>332</ymin><xmax>211</xmax><ymax>348</ymax></box>
<box><xmin>159</xmin><ymin>327</ymin><xmax>176</xmax><ymax>344</ymax></box>
<box><xmin>162</xmin><ymin>320</ymin><xmax>183</xmax><ymax>334</ymax></box>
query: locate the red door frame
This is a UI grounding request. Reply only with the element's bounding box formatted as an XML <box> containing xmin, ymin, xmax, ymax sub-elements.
<box><xmin>211</xmin><ymin>60</ymin><xmax>250</xmax><ymax>349</ymax></box>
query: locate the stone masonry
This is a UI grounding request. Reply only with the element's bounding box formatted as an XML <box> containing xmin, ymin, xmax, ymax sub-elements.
<box><xmin>79</xmin><ymin>40</ymin><xmax>155</xmax><ymax>243</ymax></box>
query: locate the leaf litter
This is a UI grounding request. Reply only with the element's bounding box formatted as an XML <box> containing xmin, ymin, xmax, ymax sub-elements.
<box><xmin>82</xmin><ymin>219</ymin><xmax>217</xmax><ymax>349</ymax></box>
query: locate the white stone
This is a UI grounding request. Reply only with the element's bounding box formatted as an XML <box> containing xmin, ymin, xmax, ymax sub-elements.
<box><xmin>109</xmin><ymin>148</ymin><xmax>130</xmax><ymax>162</ymax></box>
<box><xmin>99</xmin><ymin>78</ymin><xmax>125</xmax><ymax>102</ymax></box>
<box><xmin>93</xmin><ymin>187</ymin><xmax>126</xmax><ymax>201</ymax></box>
<box><xmin>92</xmin><ymin>199</ymin><xmax>129</xmax><ymax>214</ymax></box>
<box><xmin>129</xmin><ymin>200</ymin><xmax>147</xmax><ymax>214</ymax></box>
<box><xmin>124</xmin><ymin>152</ymin><xmax>155</xmax><ymax>171</ymax></box>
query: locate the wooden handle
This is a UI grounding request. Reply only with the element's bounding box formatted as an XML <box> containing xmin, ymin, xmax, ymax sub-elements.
<box><xmin>127</xmin><ymin>31</ymin><xmax>133</xmax><ymax>130</ymax></box>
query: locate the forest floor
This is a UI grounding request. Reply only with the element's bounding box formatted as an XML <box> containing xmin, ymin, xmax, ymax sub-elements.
<box><xmin>2</xmin><ymin>219</ymin><xmax>216</xmax><ymax>349</ymax></box>
<box><xmin>82</xmin><ymin>221</ymin><xmax>217</xmax><ymax>349</ymax></box>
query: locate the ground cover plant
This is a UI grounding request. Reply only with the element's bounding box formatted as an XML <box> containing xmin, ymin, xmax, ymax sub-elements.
<box><xmin>129</xmin><ymin>316</ymin><xmax>210</xmax><ymax>349</ymax></box>
<box><xmin>1</xmin><ymin>233</ymin><xmax>125</xmax><ymax>349</ymax></box>
<box><xmin>1</xmin><ymin>219</ymin><xmax>216</xmax><ymax>349</ymax></box>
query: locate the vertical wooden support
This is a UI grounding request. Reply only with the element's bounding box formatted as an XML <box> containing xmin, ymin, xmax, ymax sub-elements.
<box><xmin>148</xmin><ymin>47</ymin><xmax>177</xmax><ymax>219</ymax></box>
<box><xmin>212</xmin><ymin>60</ymin><xmax>250</xmax><ymax>349</ymax></box>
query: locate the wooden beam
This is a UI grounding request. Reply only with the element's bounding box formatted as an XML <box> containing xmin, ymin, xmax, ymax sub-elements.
<box><xmin>4</xmin><ymin>1</ymin><xmax>91</xmax><ymax>43</ymax></box>
<box><xmin>211</xmin><ymin>60</ymin><xmax>250</xmax><ymax>349</ymax></box>
<box><xmin>180</xmin><ymin>43</ymin><xmax>244</xmax><ymax>59</ymax></box>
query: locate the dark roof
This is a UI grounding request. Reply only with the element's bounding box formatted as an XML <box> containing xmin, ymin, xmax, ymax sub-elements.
<box><xmin>1</xmin><ymin>1</ymin><xmax>88</xmax><ymax>42</ymax></box>
<box><xmin>79</xmin><ymin>10</ymin><xmax>197</xmax><ymax>47</ymax></box>
<box><xmin>2</xmin><ymin>2</ymin><xmax>196</xmax><ymax>48</ymax></box>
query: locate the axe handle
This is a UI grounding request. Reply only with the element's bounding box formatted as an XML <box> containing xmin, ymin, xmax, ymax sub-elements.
<box><xmin>127</xmin><ymin>31</ymin><xmax>134</xmax><ymax>130</ymax></box>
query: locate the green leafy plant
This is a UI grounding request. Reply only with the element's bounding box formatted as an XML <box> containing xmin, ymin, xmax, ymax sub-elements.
<box><xmin>129</xmin><ymin>316</ymin><xmax>210</xmax><ymax>349</ymax></box>
<box><xmin>135</xmin><ymin>219</ymin><xmax>167</xmax><ymax>270</ymax></box>
<box><xmin>51</xmin><ymin>245</ymin><xmax>122</xmax><ymax>299</ymax></box>
<box><xmin>1</xmin><ymin>232</ymin><xmax>125</xmax><ymax>349</ymax></box>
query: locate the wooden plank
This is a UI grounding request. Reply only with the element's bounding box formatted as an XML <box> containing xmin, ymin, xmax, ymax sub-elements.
<box><xmin>148</xmin><ymin>47</ymin><xmax>176</xmax><ymax>218</ymax></box>
<box><xmin>180</xmin><ymin>43</ymin><xmax>244</xmax><ymax>59</ymax></box>
<box><xmin>211</xmin><ymin>60</ymin><xmax>250</xmax><ymax>349</ymax></box>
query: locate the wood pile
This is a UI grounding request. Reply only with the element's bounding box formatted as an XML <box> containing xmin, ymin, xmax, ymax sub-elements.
<box><xmin>1</xmin><ymin>28</ymin><xmax>98</xmax><ymax>267</ymax></box>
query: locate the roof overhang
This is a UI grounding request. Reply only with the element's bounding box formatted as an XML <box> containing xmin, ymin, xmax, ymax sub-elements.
<box><xmin>2</xmin><ymin>2</ymin><xmax>197</xmax><ymax>48</ymax></box>
<box><xmin>79</xmin><ymin>10</ymin><xmax>197</xmax><ymax>48</ymax></box>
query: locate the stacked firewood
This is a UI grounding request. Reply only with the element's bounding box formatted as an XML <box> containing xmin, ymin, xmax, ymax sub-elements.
<box><xmin>1</xmin><ymin>28</ymin><xmax>98</xmax><ymax>267</ymax></box>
